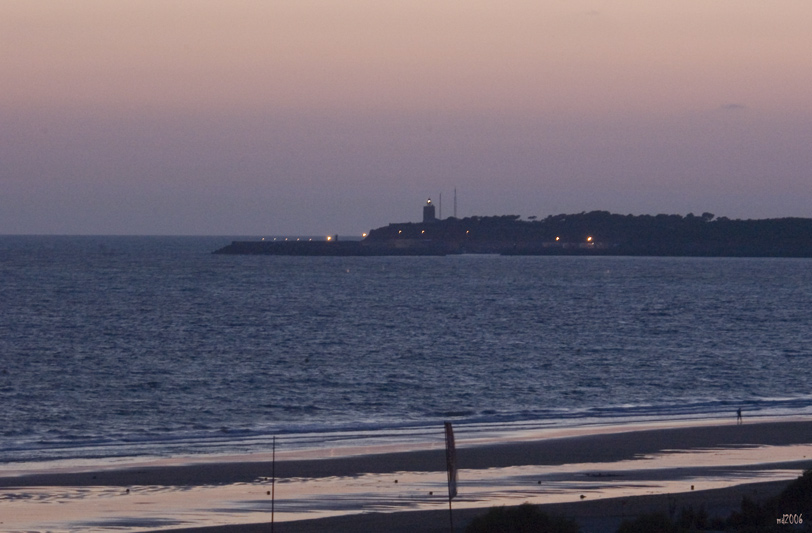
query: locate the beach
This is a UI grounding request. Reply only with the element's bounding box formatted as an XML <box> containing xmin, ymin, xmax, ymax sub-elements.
<box><xmin>1</xmin><ymin>417</ymin><xmax>810</xmax><ymax>532</ymax></box>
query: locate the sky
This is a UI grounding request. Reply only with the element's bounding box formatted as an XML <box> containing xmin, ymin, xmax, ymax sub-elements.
<box><xmin>2</xmin><ymin>1</ymin><xmax>811</xmax><ymax>236</ymax></box>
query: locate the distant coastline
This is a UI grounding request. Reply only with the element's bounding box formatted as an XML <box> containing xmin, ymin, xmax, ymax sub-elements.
<box><xmin>213</xmin><ymin>210</ymin><xmax>812</xmax><ymax>257</ymax></box>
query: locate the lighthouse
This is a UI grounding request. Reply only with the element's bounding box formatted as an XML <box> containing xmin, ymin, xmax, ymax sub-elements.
<box><xmin>423</xmin><ymin>198</ymin><xmax>436</xmax><ymax>223</ymax></box>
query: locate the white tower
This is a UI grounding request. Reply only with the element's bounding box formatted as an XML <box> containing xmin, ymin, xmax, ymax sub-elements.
<box><xmin>423</xmin><ymin>198</ymin><xmax>436</xmax><ymax>223</ymax></box>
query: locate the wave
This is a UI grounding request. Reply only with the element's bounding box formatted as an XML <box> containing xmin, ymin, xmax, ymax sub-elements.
<box><xmin>4</xmin><ymin>396</ymin><xmax>811</xmax><ymax>465</ymax></box>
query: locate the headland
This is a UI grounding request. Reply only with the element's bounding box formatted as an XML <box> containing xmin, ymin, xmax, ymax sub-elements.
<box><xmin>214</xmin><ymin>206</ymin><xmax>812</xmax><ymax>257</ymax></box>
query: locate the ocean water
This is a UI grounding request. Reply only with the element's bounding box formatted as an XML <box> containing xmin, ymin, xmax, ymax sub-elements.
<box><xmin>1</xmin><ymin>235</ymin><xmax>811</xmax><ymax>465</ymax></box>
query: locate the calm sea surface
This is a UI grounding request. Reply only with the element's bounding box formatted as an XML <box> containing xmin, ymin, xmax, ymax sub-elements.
<box><xmin>1</xmin><ymin>236</ymin><xmax>811</xmax><ymax>464</ymax></box>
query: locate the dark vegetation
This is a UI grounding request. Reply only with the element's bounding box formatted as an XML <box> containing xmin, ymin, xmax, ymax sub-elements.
<box><xmin>464</xmin><ymin>503</ymin><xmax>580</xmax><ymax>533</ymax></box>
<box><xmin>616</xmin><ymin>506</ymin><xmax>724</xmax><ymax>533</ymax></box>
<box><xmin>465</xmin><ymin>470</ymin><xmax>812</xmax><ymax>533</ymax></box>
<box><xmin>365</xmin><ymin>211</ymin><xmax>812</xmax><ymax>256</ymax></box>
<box><xmin>723</xmin><ymin>469</ymin><xmax>812</xmax><ymax>532</ymax></box>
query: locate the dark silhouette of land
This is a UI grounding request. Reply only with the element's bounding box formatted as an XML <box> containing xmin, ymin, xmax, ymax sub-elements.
<box><xmin>214</xmin><ymin>211</ymin><xmax>812</xmax><ymax>257</ymax></box>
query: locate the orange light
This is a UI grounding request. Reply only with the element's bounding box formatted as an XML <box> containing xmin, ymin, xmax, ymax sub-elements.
<box><xmin>555</xmin><ymin>236</ymin><xmax>560</xmax><ymax>241</ymax></box>
<box><xmin>326</xmin><ymin>236</ymin><xmax>332</xmax><ymax>241</ymax></box>
<box><xmin>587</xmin><ymin>236</ymin><xmax>593</xmax><ymax>242</ymax></box>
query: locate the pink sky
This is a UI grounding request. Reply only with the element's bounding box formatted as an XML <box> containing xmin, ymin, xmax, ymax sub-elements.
<box><xmin>2</xmin><ymin>1</ymin><xmax>811</xmax><ymax>235</ymax></box>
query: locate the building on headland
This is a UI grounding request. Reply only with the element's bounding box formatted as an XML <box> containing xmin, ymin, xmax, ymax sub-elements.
<box><xmin>423</xmin><ymin>198</ymin><xmax>436</xmax><ymax>223</ymax></box>
<box><xmin>214</xmin><ymin>204</ymin><xmax>812</xmax><ymax>257</ymax></box>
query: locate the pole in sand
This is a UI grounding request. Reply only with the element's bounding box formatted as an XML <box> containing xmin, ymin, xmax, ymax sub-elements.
<box><xmin>271</xmin><ymin>435</ymin><xmax>276</xmax><ymax>533</ymax></box>
<box><xmin>444</xmin><ymin>422</ymin><xmax>458</xmax><ymax>532</ymax></box>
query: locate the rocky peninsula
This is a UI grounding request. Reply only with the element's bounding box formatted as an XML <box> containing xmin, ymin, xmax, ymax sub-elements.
<box><xmin>213</xmin><ymin>211</ymin><xmax>812</xmax><ymax>257</ymax></box>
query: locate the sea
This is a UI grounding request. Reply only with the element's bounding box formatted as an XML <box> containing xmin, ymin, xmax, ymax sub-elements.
<box><xmin>1</xmin><ymin>235</ymin><xmax>811</xmax><ymax>466</ymax></box>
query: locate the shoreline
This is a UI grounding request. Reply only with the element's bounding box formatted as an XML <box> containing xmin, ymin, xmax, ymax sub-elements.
<box><xmin>3</xmin><ymin>416</ymin><xmax>811</xmax><ymax>486</ymax></box>
<box><xmin>1</xmin><ymin>418</ymin><xmax>810</xmax><ymax>532</ymax></box>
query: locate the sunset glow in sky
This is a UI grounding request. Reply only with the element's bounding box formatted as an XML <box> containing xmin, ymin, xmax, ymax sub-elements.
<box><xmin>3</xmin><ymin>1</ymin><xmax>811</xmax><ymax>235</ymax></box>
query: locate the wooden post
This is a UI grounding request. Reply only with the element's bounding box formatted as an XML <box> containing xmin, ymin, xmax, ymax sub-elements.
<box><xmin>445</xmin><ymin>422</ymin><xmax>458</xmax><ymax>532</ymax></box>
<box><xmin>271</xmin><ymin>436</ymin><xmax>276</xmax><ymax>533</ymax></box>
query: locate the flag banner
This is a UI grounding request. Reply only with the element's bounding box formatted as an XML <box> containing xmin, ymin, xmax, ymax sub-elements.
<box><xmin>444</xmin><ymin>421</ymin><xmax>458</xmax><ymax>499</ymax></box>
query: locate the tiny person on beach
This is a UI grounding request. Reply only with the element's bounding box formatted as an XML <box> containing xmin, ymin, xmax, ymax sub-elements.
<box><xmin>737</xmin><ymin>407</ymin><xmax>742</xmax><ymax>425</ymax></box>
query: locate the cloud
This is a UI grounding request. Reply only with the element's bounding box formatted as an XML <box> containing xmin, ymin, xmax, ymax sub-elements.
<box><xmin>720</xmin><ymin>103</ymin><xmax>747</xmax><ymax>111</ymax></box>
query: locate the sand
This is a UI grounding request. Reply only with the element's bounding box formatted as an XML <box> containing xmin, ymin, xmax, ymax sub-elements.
<box><xmin>1</xmin><ymin>417</ymin><xmax>810</xmax><ymax>532</ymax></box>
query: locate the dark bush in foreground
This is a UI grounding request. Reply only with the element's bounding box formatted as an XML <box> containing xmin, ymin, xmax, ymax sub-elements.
<box><xmin>776</xmin><ymin>468</ymin><xmax>812</xmax><ymax>515</ymax></box>
<box><xmin>616</xmin><ymin>505</ymin><xmax>725</xmax><ymax>533</ymax></box>
<box><xmin>467</xmin><ymin>471</ymin><xmax>812</xmax><ymax>533</ymax></box>
<box><xmin>616</xmin><ymin>511</ymin><xmax>678</xmax><ymax>533</ymax></box>
<box><xmin>675</xmin><ymin>504</ymin><xmax>711</xmax><ymax>531</ymax></box>
<box><xmin>465</xmin><ymin>503</ymin><xmax>580</xmax><ymax>533</ymax></box>
<box><xmin>726</xmin><ymin>469</ymin><xmax>812</xmax><ymax>532</ymax></box>
<box><xmin>618</xmin><ymin>469</ymin><xmax>812</xmax><ymax>532</ymax></box>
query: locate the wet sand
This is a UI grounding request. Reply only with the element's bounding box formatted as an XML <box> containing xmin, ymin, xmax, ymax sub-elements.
<box><xmin>1</xmin><ymin>418</ymin><xmax>810</xmax><ymax>532</ymax></box>
<box><xmin>168</xmin><ymin>480</ymin><xmax>793</xmax><ymax>533</ymax></box>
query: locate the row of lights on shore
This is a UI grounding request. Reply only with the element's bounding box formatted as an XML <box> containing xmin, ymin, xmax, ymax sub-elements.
<box><xmin>259</xmin><ymin>234</ymin><xmax>370</xmax><ymax>242</ymax></box>
<box><xmin>326</xmin><ymin>233</ymin><xmax>368</xmax><ymax>241</ymax></box>
<box><xmin>261</xmin><ymin>234</ymin><xmax>593</xmax><ymax>242</ymax></box>
<box><xmin>389</xmin><ymin>231</ymin><xmax>594</xmax><ymax>242</ymax></box>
